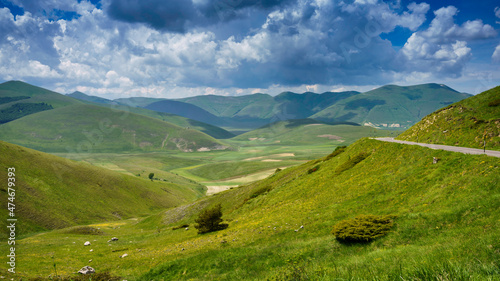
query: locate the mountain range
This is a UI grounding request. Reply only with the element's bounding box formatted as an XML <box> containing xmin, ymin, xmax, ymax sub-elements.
<box><xmin>114</xmin><ymin>83</ymin><xmax>470</xmax><ymax>130</ymax></box>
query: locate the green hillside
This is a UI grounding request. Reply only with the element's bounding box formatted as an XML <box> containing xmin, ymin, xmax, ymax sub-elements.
<box><xmin>177</xmin><ymin>93</ymin><xmax>275</xmax><ymax>119</ymax></box>
<box><xmin>0</xmin><ymin>81</ymin><xmax>81</xmax><ymax>110</ymax></box>
<box><xmin>177</xmin><ymin>91</ymin><xmax>359</xmax><ymax>120</ymax></box>
<box><xmin>114</xmin><ymin>97</ymin><xmax>166</xmax><ymax>107</ymax></box>
<box><xmin>312</xmin><ymin>83</ymin><xmax>471</xmax><ymax>129</ymax></box>
<box><xmin>67</xmin><ymin>92</ymin><xmax>235</xmax><ymax>139</ymax></box>
<box><xmin>15</xmin><ymin>138</ymin><xmax>499</xmax><ymax>279</ymax></box>
<box><xmin>0</xmin><ymin>81</ymin><xmax>82</xmax><ymax>123</ymax></box>
<box><xmin>232</xmin><ymin>119</ymin><xmax>392</xmax><ymax>145</ymax></box>
<box><xmin>67</xmin><ymin>91</ymin><xmax>115</xmax><ymax>105</ymax></box>
<box><xmin>0</xmin><ymin>140</ymin><xmax>205</xmax><ymax>236</ymax></box>
<box><xmin>397</xmin><ymin>86</ymin><xmax>500</xmax><ymax>150</ymax></box>
<box><xmin>0</xmin><ymin>104</ymin><xmax>229</xmax><ymax>153</ymax></box>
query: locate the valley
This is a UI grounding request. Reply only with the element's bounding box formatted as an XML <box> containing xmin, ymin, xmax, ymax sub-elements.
<box><xmin>0</xmin><ymin>81</ymin><xmax>498</xmax><ymax>280</ymax></box>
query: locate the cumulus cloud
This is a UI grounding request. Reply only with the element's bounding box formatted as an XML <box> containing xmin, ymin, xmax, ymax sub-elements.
<box><xmin>399</xmin><ymin>6</ymin><xmax>496</xmax><ymax>78</ymax></box>
<box><xmin>493</xmin><ymin>44</ymin><xmax>500</xmax><ymax>62</ymax></box>
<box><xmin>0</xmin><ymin>0</ymin><xmax>498</xmax><ymax>97</ymax></box>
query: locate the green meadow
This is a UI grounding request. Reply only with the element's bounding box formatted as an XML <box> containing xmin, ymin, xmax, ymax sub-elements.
<box><xmin>5</xmin><ymin>138</ymin><xmax>499</xmax><ymax>280</ymax></box>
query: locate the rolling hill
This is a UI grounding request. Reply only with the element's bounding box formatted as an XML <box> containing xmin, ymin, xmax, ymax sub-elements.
<box><xmin>0</xmin><ymin>81</ymin><xmax>82</xmax><ymax>123</ymax></box>
<box><xmin>176</xmin><ymin>91</ymin><xmax>360</xmax><ymax>120</ymax></box>
<box><xmin>67</xmin><ymin>91</ymin><xmax>115</xmax><ymax>105</ymax></box>
<box><xmin>312</xmin><ymin>83</ymin><xmax>471</xmax><ymax>129</ymax></box>
<box><xmin>232</xmin><ymin>119</ymin><xmax>392</xmax><ymax>145</ymax></box>
<box><xmin>397</xmin><ymin>85</ymin><xmax>500</xmax><ymax>150</ymax></box>
<box><xmin>0</xmin><ymin>140</ymin><xmax>205</xmax><ymax>236</ymax></box>
<box><xmin>0</xmin><ymin>103</ymin><xmax>229</xmax><ymax>153</ymax></box>
<box><xmin>67</xmin><ymin>92</ymin><xmax>235</xmax><ymax>139</ymax></box>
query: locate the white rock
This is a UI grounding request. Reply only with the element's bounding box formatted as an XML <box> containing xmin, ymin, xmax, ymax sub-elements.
<box><xmin>120</xmin><ymin>253</ymin><xmax>128</xmax><ymax>258</ymax></box>
<box><xmin>84</xmin><ymin>241</ymin><xmax>91</xmax><ymax>246</ymax></box>
<box><xmin>78</xmin><ymin>266</ymin><xmax>95</xmax><ymax>274</ymax></box>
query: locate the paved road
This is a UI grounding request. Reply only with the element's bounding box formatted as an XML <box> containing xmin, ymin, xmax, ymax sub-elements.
<box><xmin>374</xmin><ymin>137</ymin><xmax>500</xmax><ymax>158</ymax></box>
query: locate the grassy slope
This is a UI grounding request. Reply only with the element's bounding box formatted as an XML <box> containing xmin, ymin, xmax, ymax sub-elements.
<box><xmin>67</xmin><ymin>95</ymin><xmax>235</xmax><ymax>139</ymax></box>
<box><xmin>0</xmin><ymin>80</ymin><xmax>81</xmax><ymax>110</ymax></box>
<box><xmin>397</xmin><ymin>85</ymin><xmax>500</xmax><ymax>150</ymax></box>
<box><xmin>232</xmin><ymin>119</ymin><xmax>393</xmax><ymax>145</ymax></box>
<box><xmin>0</xmin><ymin>104</ymin><xmax>228</xmax><ymax>153</ymax></box>
<box><xmin>0</xmin><ymin>140</ymin><xmax>205</xmax><ymax>237</ymax></box>
<box><xmin>15</xmin><ymin>138</ymin><xmax>499</xmax><ymax>279</ymax></box>
<box><xmin>177</xmin><ymin>92</ymin><xmax>359</xmax><ymax>121</ymax></box>
<box><xmin>312</xmin><ymin>83</ymin><xmax>471</xmax><ymax>128</ymax></box>
<box><xmin>177</xmin><ymin>93</ymin><xmax>275</xmax><ymax>119</ymax></box>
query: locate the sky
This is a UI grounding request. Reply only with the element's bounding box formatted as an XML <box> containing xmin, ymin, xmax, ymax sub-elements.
<box><xmin>0</xmin><ymin>0</ymin><xmax>499</xmax><ymax>99</ymax></box>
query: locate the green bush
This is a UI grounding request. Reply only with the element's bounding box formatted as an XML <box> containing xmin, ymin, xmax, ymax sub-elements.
<box><xmin>488</xmin><ymin>98</ymin><xmax>500</xmax><ymax>107</ymax></box>
<box><xmin>325</xmin><ymin>146</ymin><xmax>346</xmax><ymax>160</ymax></box>
<box><xmin>331</xmin><ymin>214</ymin><xmax>395</xmax><ymax>243</ymax></box>
<box><xmin>194</xmin><ymin>204</ymin><xmax>228</xmax><ymax>234</ymax></box>
<box><xmin>335</xmin><ymin>152</ymin><xmax>370</xmax><ymax>175</ymax></box>
<box><xmin>307</xmin><ymin>165</ymin><xmax>320</xmax><ymax>174</ymax></box>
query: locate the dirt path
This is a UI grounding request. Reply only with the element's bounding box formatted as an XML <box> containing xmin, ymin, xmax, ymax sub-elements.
<box><xmin>374</xmin><ymin>137</ymin><xmax>500</xmax><ymax>158</ymax></box>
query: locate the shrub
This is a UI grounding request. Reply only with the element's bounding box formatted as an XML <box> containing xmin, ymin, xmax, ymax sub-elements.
<box><xmin>307</xmin><ymin>165</ymin><xmax>320</xmax><ymax>174</ymax></box>
<box><xmin>325</xmin><ymin>146</ymin><xmax>346</xmax><ymax>160</ymax></box>
<box><xmin>488</xmin><ymin>98</ymin><xmax>500</xmax><ymax>107</ymax></box>
<box><xmin>194</xmin><ymin>204</ymin><xmax>228</xmax><ymax>234</ymax></box>
<box><xmin>331</xmin><ymin>214</ymin><xmax>396</xmax><ymax>243</ymax></box>
<box><xmin>335</xmin><ymin>152</ymin><xmax>370</xmax><ymax>175</ymax></box>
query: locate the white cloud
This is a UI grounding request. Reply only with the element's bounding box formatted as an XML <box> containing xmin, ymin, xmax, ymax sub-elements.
<box><xmin>399</xmin><ymin>5</ymin><xmax>496</xmax><ymax>78</ymax></box>
<box><xmin>493</xmin><ymin>44</ymin><xmax>500</xmax><ymax>62</ymax></box>
<box><xmin>0</xmin><ymin>0</ymin><xmax>498</xmax><ymax>98</ymax></box>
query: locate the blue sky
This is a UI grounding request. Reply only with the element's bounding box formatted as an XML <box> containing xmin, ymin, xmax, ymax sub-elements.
<box><xmin>0</xmin><ymin>0</ymin><xmax>498</xmax><ymax>98</ymax></box>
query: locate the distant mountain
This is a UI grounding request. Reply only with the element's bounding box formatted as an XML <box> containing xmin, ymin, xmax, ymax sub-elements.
<box><xmin>114</xmin><ymin>97</ymin><xmax>166</xmax><ymax>107</ymax></box>
<box><xmin>0</xmin><ymin>140</ymin><xmax>205</xmax><ymax>235</ymax></box>
<box><xmin>0</xmin><ymin>103</ymin><xmax>229</xmax><ymax>153</ymax></box>
<box><xmin>397</xmin><ymin>85</ymin><xmax>500</xmax><ymax>150</ymax></box>
<box><xmin>145</xmin><ymin>100</ymin><xmax>225</xmax><ymax>126</ymax></box>
<box><xmin>69</xmin><ymin>92</ymin><xmax>235</xmax><ymax>139</ymax></box>
<box><xmin>312</xmin><ymin>83</ymin><xmax>470</xmax><ymax>129</ymax></box>
<box><xmin>176</xmin><ymin>91</ymin><xmax>360</xmax><ymax>120</ymax></box>
<box><xmin>67</xmin><ymin>91</ymin><xmax>114</xmax><ymax>104</ymax></box>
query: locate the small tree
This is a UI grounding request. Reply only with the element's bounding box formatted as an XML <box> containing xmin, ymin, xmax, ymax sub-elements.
<box><xmin>194</xmin><ymin>204</ymin><xmax>228</xmax><ymax>234</ymax></box>
<box><xmin>148</xmin><ymin>173</ymin><xmax>154</xmax><ymax>181</ymax></box>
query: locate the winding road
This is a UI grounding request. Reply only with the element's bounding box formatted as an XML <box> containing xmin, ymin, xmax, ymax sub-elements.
<box><xmin>374</xmin><ymin>137</ymin><xmax>500</xmax><ymax>158</ymax></box>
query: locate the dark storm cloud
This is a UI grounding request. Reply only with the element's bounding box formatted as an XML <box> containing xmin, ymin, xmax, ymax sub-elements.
<box><xmin>106</xmin><ymin>0</ymin><xmax>296</xmax><ymax>33</ymax></box>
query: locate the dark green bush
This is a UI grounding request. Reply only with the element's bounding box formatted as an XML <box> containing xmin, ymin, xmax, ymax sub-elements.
<box><xmin>307</xmin><ymin>165</ymin><xmax>320</xmax><ymax>174</ymax></box>
<box><xmin>194</xmin><ymin>204</ymin><xmax>228</xmax><ymax>234</ymax></box>
<box><xmin>325</xmin><ymin>146</ymin><xmax>346</xmax><ymax>160</ymax></box>
<box><xmin>335</xmin><ymin>152</ymin><xmax>370</xmax><ymax>175</ymax></box>
<box><xmin>488</xmin><ymin>98</ymin><xmax>500</xmax><ymax>107</ymax></box>
<box><xmin>331</xmin><ymin>214</ymin><xmax>396</xmax><ymax>243</ymax></box>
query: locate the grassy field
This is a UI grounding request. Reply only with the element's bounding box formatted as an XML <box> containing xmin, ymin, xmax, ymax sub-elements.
<box><xmin>0</xmin><ymin>141</ymin><xmax>205</xmax><ymax>237</ymax></box>
<box><xmin>398</xmin><ymin>85</ymin><xmax>500</xmax><ymax>150</ymax></box>
<box><xmin>7</xmin><ymin>138</ymin><xmax>499</xmax><ymax>279</ymax></box>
